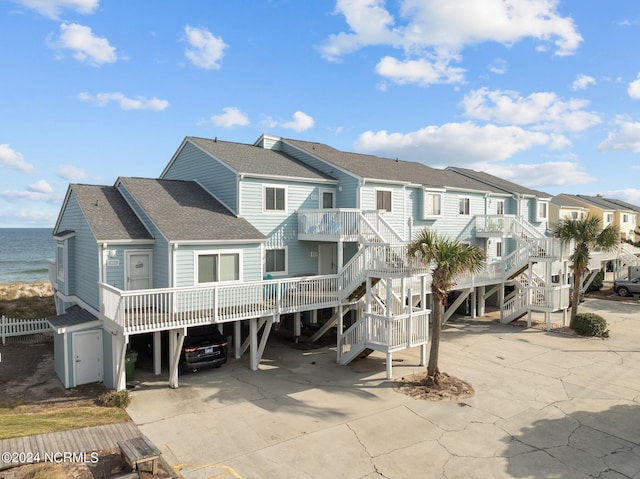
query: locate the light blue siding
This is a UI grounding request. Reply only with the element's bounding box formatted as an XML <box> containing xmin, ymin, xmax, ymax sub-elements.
<box><xmin>53</xmin><ymin>333</ymin><xmax>65</xmax><ymax>385</ymax></box>
<box><xmin>102</xmin><ymin>331</ymin><xmax>115</xmax><ymax>389</ymax></box>
<box><xmin>163</xmin><ymin>142</ymin><xmax>238</xmax><ymax>213</ymax></box>
<box><xmin>174</xmin><ymin>243</ymin><xmax>263</xmax><ymax>287</ymax></box>
<box><xmin>57</xmin><ymin>194</ymin><xmax>100</xmax><ymax>310</ymax></box>
<box><xmin>117</xmin><ymin>183</ymin><xmax>170</xmax><ymax>288</ymax></box>
<box><xmin>360</xmin><ymin>183</ymin><xmax>407</xmax><ymax>240</ymax></box>
<box><xmin>239</xmin><ymin>177</ymin><xmax>332</xmax><ymax>276</ymax></box>
<box><xmin>280</xmin><ymin>142</ymin><xmax>359</xmax><ymax>208</ymax></box>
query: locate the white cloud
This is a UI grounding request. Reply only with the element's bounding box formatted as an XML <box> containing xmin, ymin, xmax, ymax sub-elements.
<box><xmin>354</xmin><ymin>122</ymin><xmax>569</xmax><ymax>166</ymax></box>
<box><xmin>321</xmin><ymin>0</ymin><xmax>582</xmax><ymax>85</ymax></box>
<box><xmin>488</xmin><ymin>58</ymin><xmax>507</xmax><ymax>75</ymax></box>
<box><xmin>602</xmin><ymin>188</ymin><xmax>640</xmax><ymax>205</ymax></box>
<box><xmin>0</xmin><ymin>188</ymin><xmax>63</xmax><ymax>204</ymax></box>
<box><xmin>0</xmin><ymin>144</ymin><xmax>35</xmax><ymax>173</ymax></box>
<box><xmin>184</xmin><ymin>26</ymin><xmax>227</xmax><ymax>70</ymax></box>
<box><xmin>204</xmin><ymin>107</ymin><xmax>250</xmax><ymax>128</ymax></box>
<box><xmin>11</xmin><ymin>0</ymin><xmax>98</xmax><ymax>20</ymax></box>
<box><xmin>0</xmin><ymin>208</ymin><xmax>58</xmax><ymax>227</ymax></box>
<box><xmin>28</xmin><ymin>180</ymin><xmax>53</xmax><ymax>193</ymax></box>
<box><xmin>281</xmin><ymin>111</ymin><xmax>315</xmax><ymax>131</ymax></box>
<box><xmin>375</xmin><ymin>56</ymin><xmax>465</xmax><ymax>86</ymax></box>
<box><xmin>572</xmin><ymin>74</ymin><xmax>596</xmax><ymax>90</ymax></box>
<box><xmin>56</xmin><ymin>164</ymin><xmax>97</xmax><ymax>181</ymax></box>
<box><xmin>461</xmin><ymin>88</ymin><xmax>601</xmax><ymax>132</ymax></box>
<box><xmin>598</xmin><ymin>120</ymin><xmax>640</xmax><ymax>153</ymax></box>
<box><xmin>49</xmin><ymin>23</ymin><xmax>117</xmax><ymax>66</ymax></box>
<box><xmin>628</xmin><ymin>73</ymin><xmax>640</xmax><ymax>100</ymax></box>
<box><xmin>78</xmin><ymin>92</ymin><xmax>169</xmax><ymax>110</ymax></box>
<box><xmin>483</xmin><ymin>161</ymin><xmax>596</xmax><ymax>188</ymax></box>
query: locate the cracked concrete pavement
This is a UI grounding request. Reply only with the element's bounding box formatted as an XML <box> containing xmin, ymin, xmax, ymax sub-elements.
<box><xmin>126</xmin><ymin>298</ymin><xmax>640</xmax><ymax>478</ymax></box>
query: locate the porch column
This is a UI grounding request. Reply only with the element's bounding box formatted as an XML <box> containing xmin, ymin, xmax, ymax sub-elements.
<box><xmin>116</xmin><ymin>334</ymin><xmax>129</xmax><ymax>392</ymax></box>
<box><xmin>337</xmin><ymin>240</ymin><xmax>344</xmax><ymax>273</ymax></box>
<box><xmin>234</xmin><ymin>320</ymin><xmax>242</xmax><ymax>359</ymax></box>
<box><xmin>168</xmin><ymin>327</ymin><xmax>186</xmax><ymax>389</ymax></box>
<box><xmin>293</xmin><ymin>312</ymin><xmax>301</xmax><ymax>343</ymax></box>
<box><xmin>470</xmin><ymin>289</ymin><xmax>477</xmax><ymax>318</ymax></box>
<box><xmin>386</xmin><ymin>352</ymin><xmax>393</xmax><ymax>379</ymax></box>
<box><xmin>153</xmin><ymin>331</ymin><xmax>162</xmax><ymax>375</ymax></box>
<box><xmin>477</xmin><ymin>286</ymin><xmax>486</xmax><ymax>317</ymax></box>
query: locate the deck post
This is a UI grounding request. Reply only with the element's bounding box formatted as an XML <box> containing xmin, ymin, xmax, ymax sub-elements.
<box><xmin>420</xmin><ymin>344</ymin><xmax>426</xmax><ymax>366</ymax></box>
<box><xmin>470</xmin><ymin>289</ymin><xmax>477</xmax><ymax>318</ymax></box>
<box><xmin>168</xmin><ymin>327</ymin><xmax>186</xmax><ymax>389</ymax></box>
<box><xmin>386</xmin><ymin>352</ymin><xmax>393</xmax><ymax>379</ymax></box>
<box><xmin>293</xmin><ymin>312</ymin><xmax>301</xmax><ymax>343</ymax></box>
<box><xmin>116</xmin><ymin>334</ymin><xmax>129</xmax><ymax>392</ymax></box>
<box><xmin>234</xmin><ymin>321</ymin><xmax>242</xmax><ymax>359</ymax></box>
<box><xmin>153</xmin><ymin>331</ymin><xmax>162</xmax><ymax>375</ymax></box>
<box><xmin>477</xmin><ymin>286</ymin><xmax>486</xmax><ymax>317</ymax></box>
<box><xmin>249</xmin><ymin>318</ymin><xmax>258</xmax><ymax>370</ymax></box>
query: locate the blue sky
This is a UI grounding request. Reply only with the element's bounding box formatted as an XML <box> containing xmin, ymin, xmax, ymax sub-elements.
<box><xmin>1</xmin><ymin>0</ymin><xmax>640</xmax><ymax>228</ymax></box>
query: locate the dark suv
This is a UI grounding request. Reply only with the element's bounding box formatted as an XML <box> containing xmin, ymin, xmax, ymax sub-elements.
<box><xmin>181</xmin><ymin>325</ymin><xmax>228</xmax><ymax>372</ymax></box>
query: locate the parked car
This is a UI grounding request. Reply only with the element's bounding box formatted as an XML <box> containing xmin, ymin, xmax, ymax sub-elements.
<box><xmin>181</xmin><ymin>325</ymin><xmax>228</xmax><ymax>372</ymax></box>
<box><xmin>569</xmin><ymin>288</ymin><xmax>585</xmax><ymax>307</ymax></box>
<box><xmin>613</xmin><ymin>277</ymin><xmax>640</xmax><ymax>297</ymax></box>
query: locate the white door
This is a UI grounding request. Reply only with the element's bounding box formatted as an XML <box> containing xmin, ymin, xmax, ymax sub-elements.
<box><xmin>126</xmin><ymin>251</ymin><xmax>152</xmax><ymax>290</ymax></box>
<box><xmin>319</xmin><ymin>188</ymin><xmax>336</xmax><ymax>209</ymax></box>
<box><xmin>318</xmin><ymin>244</ymin><xmax>337</xmax><ymax>274</ymax></box>
<box><xmin>73</xmin><ymin>330</ymin><xmax>103</xmax><ymax>386</ymax></box>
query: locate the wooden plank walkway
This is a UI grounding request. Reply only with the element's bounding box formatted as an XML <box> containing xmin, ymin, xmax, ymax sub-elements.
<box><xmin>0</xmin><ymin>421</ymin><xmax>142</xmax><ymax>471</ymax></box>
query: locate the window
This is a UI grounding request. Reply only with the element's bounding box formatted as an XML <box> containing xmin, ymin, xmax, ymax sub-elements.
<box><xmin>196</xmin><ymin>251</ymin><xmax>240</xmax><ymax>284</ymax></box>
<box><xmin>571</xmin><ymin>211</ymin><xmax>578</xmax><ymax>219</ymax></box>
<box><xmin>606</xmin><ymin>213</ymin><xmax>613</xmax><ymax>223</ymax></box>
<box><xmin>496</xmin><ymin>241</ymin><xmax>503</xmax><ymax>258</ymax></box>
<box><xmin>376</xmin><ymin>190</ymin><xmax>392</xmax><ymax>212</ymax></box>
<box><xmin>537</xmin><ymin>201</ymin><xmax>548</xmax><ymax>221</ymax></box>
<box><xmin>459</xmin><ymin>198</ymin><xmax>470</xmax><ymax>215</ymax></box>
<box><xmin>623</xmin><ymin>214</ymin><xmax>629</xmax><ymax>222</ymax></box>
<box><xmin>496</xmin><ymin>200</ymin><xmax>505</xmax><ymax>215</ymax></box>
<box><xmin>264</xmin><ymin>186</ymin><xmax>286</xmax><ymax>212</ymax></box>
<box><xmin>321</xmin><ymin>190</ymin><xmax>335</xmax><ymax>209</ymax></box>
<box><xmin>424</xmin><ymin>191</ymin><xmax>442</xmax><ymax>217</ymax></box>
<box><xmin>265</xmin><ymin>248</ymin><xmax>287</xmax><ymax>274</ymax></box>
<box><xmin>56</xmin><ymin>245</ymin><xmax>65</xmax><ymax>281</ymax></box>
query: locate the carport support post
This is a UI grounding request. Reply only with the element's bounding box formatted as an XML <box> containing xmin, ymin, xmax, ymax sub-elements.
<box><xmin>234</xmin><ymin>321</ymin><xmax>242</xmax><ymax>359</ymax></box>
<box><xmin>477</xmin><ymin>286</ymin><xmax>486</xmax><ymax>317</ymax></box>
<box><xmin>386</xmin><ymin>352</ymin><xmax>393</xmax><ymax>379</ymax></box>
<box><xmin>153</xmin><ymin>331</ymin><xmax>162</xmax><ymax>375</ymax></box>
<box><xmin>168</xmin><ymin>327</ymin><xmax>186</xmax><ymax>389</ymax></box>
<box><xmin>116</xmin><ymin>334</ymin><xmax>129</xmax><ymax>392</ymax></box>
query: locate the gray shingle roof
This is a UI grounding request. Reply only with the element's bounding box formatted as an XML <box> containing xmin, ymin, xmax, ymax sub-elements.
<box><xmin>187</xmin><ymin>137</ymin><xmax>335</xmax><ymax>181</ymax></box>
<box><xmin>573</xmin><ymin>194</ymin><xmax>617</xmax><ymax>210</ymax></box>
<box><xmin>71</xmin><ymin>184</ymin><xmax>152</xmax><ymax>241</ymax></box>
<box><xmin>602</xmin><ymin>197</ymin><xmax>640</xmax><ymax>213</ymax></box>
<box><xmin>551</xmin><ymin>194</ymin><xmax>590</xmax><ymax>208</ymax></box>
<box><xmin>283</xmin><ymin>138</ymin><xmax>508</xmax><ymax>193</ymax></box>
<box><xmin>48</xmin><ymin>305</ymin><xmax>99</xmax><ymax>330</ymax></box>
<box><xmin>447</xmin><ymin>167</ymin><xmax>551</xmax><ymax>198</ymax></box>
<box><xmin>118</xmin><ymin>177</ymin><xmax>266</xmax><ymax>242</ymax></box>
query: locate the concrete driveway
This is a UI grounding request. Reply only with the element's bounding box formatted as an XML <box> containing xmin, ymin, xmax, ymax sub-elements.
<box><xmin>126</xmin><ymin>298</ymin><xmax>640</xmax><ymax>479</ymax></box>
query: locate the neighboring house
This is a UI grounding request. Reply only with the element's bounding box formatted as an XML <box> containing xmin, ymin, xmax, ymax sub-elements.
<box><xmin>550</xmin><ymin>195</ymin><xmax>590</xmax><ymax>225</ymax></box>
<box><xmin>48</xmin><ymin>135</ymin><xmax>634</xmax><ymax>391</ymax></box>
<box><xmin>553</xmin><ymin>194</ymin><xmax>638</xmax><ymax>242</ymax></box>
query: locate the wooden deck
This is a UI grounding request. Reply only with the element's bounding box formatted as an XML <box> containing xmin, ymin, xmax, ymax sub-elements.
<box><xmin>0</xmin><ymin>421</ymin><xmax>144</xmax><ymax>471</ymax></box>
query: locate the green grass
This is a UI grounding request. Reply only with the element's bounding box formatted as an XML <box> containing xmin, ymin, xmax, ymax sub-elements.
<box><xmin>0</xmin><ymin>405</ymin><xmax>130</xmax><ymax>440</ymax></box>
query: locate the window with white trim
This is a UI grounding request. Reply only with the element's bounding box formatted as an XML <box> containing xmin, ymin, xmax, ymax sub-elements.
<box><xmin>196</xmin><ymin>251</ymin><xmax>240</xmax><ymax>284</ymax></box>
<box><xmin>496</xmin><ymin>200</ymin><xmax>505</xmax><ymax>215</ymax></box>
<box><xmin>606</xmin><ymin>213</ymin><xmax>613</xmax><ymax>223</ymax></box>
<box><xmin>265</xmin><ymin>248</ymin><xmax>287</xmax><ymax>274</ymax></box>
<box><xmin>376</xmin><ymin>189</ymin><xmax>392</xmax><ymax>212</ymax></box>
<box><xmin>458</xmin><ymin>198</ymin><xmax>470</xmax><ymax>215</ymax></box>
<box><xmin>424</xmin><ymin>191</ymin><xmax>442</xmax><ymax>217</ymax></box>
<box><xmin>623</xmin><ymin>214</ymin><xmax>629</xmax><ymax>222</ymax></box>
<box><xmin>264</xmin><ymin>186</ymin><xmax>286</xmax><ymax>212</ymax></box>
<box><xmin>571</xmin><ymin>211</ymin><xmax>578</xmax><ymax>219</ymax></box>
<box><xmin>496</xmin><ymin>240</ymin><xmax>503</xmax><ymax>258</ymax></box>
<box><xmin>56</xmin><ymin>244</ymin><xmax>65</xmax><ymax>281</ymax></box>
<box><xmin>537</xmin><ymin>201</ymin><xmax>548</xmax><ymax>221</ymax></box>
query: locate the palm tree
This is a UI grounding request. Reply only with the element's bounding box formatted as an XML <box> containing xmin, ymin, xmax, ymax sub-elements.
<box><xmin>407</xmin><ymin>229</ymin><xmax>486</xmax><ymax>383</ymax></box>
<box><xmin>554</xmin><ymin>216</ymin><xmax>619</xmax><ymax>328</ymax></box>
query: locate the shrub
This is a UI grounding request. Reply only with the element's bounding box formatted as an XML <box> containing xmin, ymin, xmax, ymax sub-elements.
<box><xmin>587</xmin><ymin>271</ymin><xmax>605</xmax><ymax>292</ymax></box>
<box><xmin>95</xmin><ymin>390</ymin><xmax>131</xmax><ymax>408</ymax></box>
<box><xmin>573</xmin><ymin>313</ymin><xmax>609</xmax><ymax>338</ymax></box>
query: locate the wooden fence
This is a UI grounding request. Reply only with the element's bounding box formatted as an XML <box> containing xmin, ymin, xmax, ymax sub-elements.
<box><xmin>0</xmin><ymin>315</ymin><xmax>53</xmax><ymax>345</ymax></box>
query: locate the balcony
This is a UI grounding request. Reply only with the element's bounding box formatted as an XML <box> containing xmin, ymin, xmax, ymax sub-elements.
<box><xmin>100</xmin><ymin>275</ymin><xmax>340</xmax><ymax>334</ymax></box>
<box><xmin>298</xmin><ymin>209</ymin><xmax>404</xmax><ymax>243</ymax></box>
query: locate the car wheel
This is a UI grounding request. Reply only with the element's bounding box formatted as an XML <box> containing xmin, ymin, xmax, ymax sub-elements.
<box><xmin>617</xmin><ymin>286</ymin><xmax>629</xmax><ymax>297</ymax></box>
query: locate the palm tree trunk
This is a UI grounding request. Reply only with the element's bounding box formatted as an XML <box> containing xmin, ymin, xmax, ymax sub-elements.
<box><xmin>570</xmin><ymin>272</ymin><xmax>582</xmax><ymax>329</ymax></box>
<box><xmin>428</xmin><ymin>292</ymin><xmax>442</xmax><ymax>380</ymax></box>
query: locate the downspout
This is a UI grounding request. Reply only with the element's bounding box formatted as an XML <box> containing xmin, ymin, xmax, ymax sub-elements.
<box><xmin>101</xmin><ymin>243</ymin><xmax>108</xmax><ymax>283</ymax></box>
<box><xmin>171</xmin><ymin>243</ymin><xmax>178</xmax><ymax>287</ymax></box>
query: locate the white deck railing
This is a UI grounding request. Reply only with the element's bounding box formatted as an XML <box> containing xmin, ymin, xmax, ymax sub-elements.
<box><xmin>101</xmin><ymin>275</ymin><xmax>340</xmax><ymax>333</ymax></box>
<box><xmin>298</xmin><ymin>209</ymin><xmax>404</xmax><ymax>243</ymax></box>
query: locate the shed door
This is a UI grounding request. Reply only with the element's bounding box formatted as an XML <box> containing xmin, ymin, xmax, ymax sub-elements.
<box><xmin>73</xmin><ymin>330</ymin><xmax>103</xmax><ymax>386</ymax></box>
<box><xmin>126</xmin><ymin>251</ymin><xmax>152</xmax><ymax>290</ymax></box>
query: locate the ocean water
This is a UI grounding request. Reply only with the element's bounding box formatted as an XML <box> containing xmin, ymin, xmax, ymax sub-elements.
<box><xmin>0</xmin><ymin>228</ymin><xmax>55</xmax><ymax>284</ymax></box>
